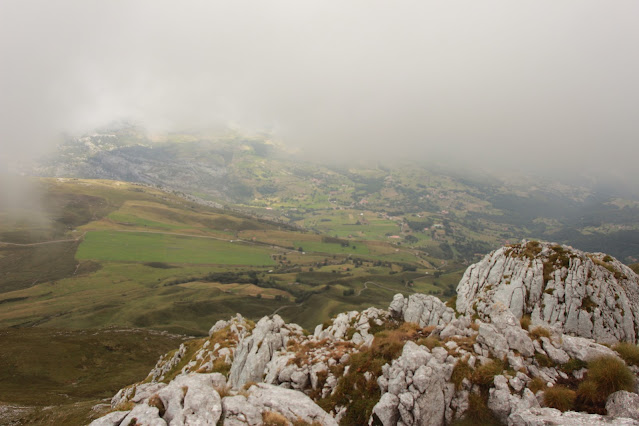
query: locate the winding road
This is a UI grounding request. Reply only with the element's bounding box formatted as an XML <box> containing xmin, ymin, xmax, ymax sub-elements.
<box><xmin>0</xmin><ymin>232</ymin><xmax>86</xmax><ymax>247</ymax></box>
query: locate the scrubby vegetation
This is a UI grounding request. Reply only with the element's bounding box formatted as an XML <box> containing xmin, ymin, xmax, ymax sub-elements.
<box><xmin>613</xmin><ymin>342</ymin><xmax>639</xmax><ymax>366</ymax></box>
<box><xmin>576</xmin><ymin>356</ymin><xmax>635</xmax><ymax>413</ymax></box>
<box><xmin>451</xmin><ymin>358</ymin><xmax>473</xmax><ymax>390</ymax></box>
<box><xmin>529</xmin><ymin>326</ymin><xmax>551</xmax><ymax>341</ymax></box>
<box><xmin>544</xmin><ymin>386</ymin><xmax>576</xmax><ymax>412</ymax></box>
<box><xmin>319</xmin><ymin>322</ymin><xmax>428</xmax><ymax>425</ymax></box>
<box><xmin>472</xmin><ymin>359</ymin><xmax>504</xmax><ymax>388</ymax></box>
<box><xmin>519</xmin><ymin>315</ymin><xmax>531</xmax><ymax>331</ymax></box>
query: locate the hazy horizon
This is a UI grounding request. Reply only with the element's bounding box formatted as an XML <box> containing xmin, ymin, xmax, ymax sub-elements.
<box><xmin>1</xmin><ymin>1</ymin><xmax>638</xmax><ymax>185</ymax></box>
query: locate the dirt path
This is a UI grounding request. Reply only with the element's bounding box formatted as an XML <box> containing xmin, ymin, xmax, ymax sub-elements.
<box><xmin>271</xmin><ymin>302</ymin><xmax>304</xmax><ymax>316</ymax></box>
<box><xmin>356</xmin><ymin>280</ymin><xmax>413</xmax><ymax>297</ymax></box>
<box><xmin>0</xmin><ymin>232</ymin><xmax>86</xmax><ymax>247</ymax></box>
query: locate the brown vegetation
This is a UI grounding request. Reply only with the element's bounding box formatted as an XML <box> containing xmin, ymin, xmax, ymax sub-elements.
<box><xmin>543</xmin><ymin>386</ymin><xmax>576</xmax><ymax>412</ymax></box>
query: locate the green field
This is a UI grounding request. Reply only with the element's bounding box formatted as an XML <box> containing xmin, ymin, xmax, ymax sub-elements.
<box><xmin>77</xmin><ymin>231</ymin><xmax>276</xmax><ymax>265</ymax></box>
<box><xmin>0</xmin><ymin>327</ymin><xmax>186</xmax><ymax>424</ymax></box>
<box><xmin>294</xmin><ymin>240</ymin><xmax>370</xmax><ymax>255</ymax></box>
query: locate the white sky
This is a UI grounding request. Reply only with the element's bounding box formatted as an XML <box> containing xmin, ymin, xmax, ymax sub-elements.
<box><xmin>1</xmin><ymin>1</ymin><xmax>638</xmax><ymax>180</ymax></box>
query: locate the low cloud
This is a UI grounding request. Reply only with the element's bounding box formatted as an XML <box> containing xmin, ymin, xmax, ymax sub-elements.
<box><xmin>1</xmin><ymin>1</ymin><xmax>638</xmax><ymax>182</ymax></box>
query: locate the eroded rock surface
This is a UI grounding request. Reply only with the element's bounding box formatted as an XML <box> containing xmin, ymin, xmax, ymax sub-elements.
<box><xmin>456</xmin><ymin>241</ymin><xmax>639</xmax><ymax>344</ymax></box>
<box><xmin>91</xmin><ymin>242</ymin><xmax>639</xmax><ymax>426</ymax></box>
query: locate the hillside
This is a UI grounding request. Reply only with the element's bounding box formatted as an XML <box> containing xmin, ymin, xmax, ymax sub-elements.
<box><xmin>0</xmin><ymin>177</ymin><xmax>458</xmax><ymax>335</ymax></box>
<box><xmin>29</xmin><ymin>125</ymin><xmax>639</xmax><ymax>264</ymax></box>
<box><xmin>0</xmin><ymin>327</ymin><xmax>186</xmax><ymax>425</ymax></box>
<box><xmin>87</xmin><ymin>242</ymin><xmax>639</xmax><ymax>426</ymax></box>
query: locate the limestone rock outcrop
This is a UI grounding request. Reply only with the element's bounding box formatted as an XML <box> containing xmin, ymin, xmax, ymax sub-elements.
<box><xmin>456</xmin><ymin>240</ymin><xmax>639</xmax><ymax>344</ymax></box>
<box><xmin>92</xmin><ymin>242</ymin><xmax>639</xmax><ymax>426</ymax></box>
<box><xmin>390</xmin><ymin>293</ymin><xmax>455</xmax><ymax>328</ymax></box>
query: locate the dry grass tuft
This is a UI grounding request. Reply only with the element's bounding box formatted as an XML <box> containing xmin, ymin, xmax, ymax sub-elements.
<box><xmin>543</xmin><ymin>386</ymin><xmax>576</xmax><ymax>412</ymax></box>
<box><xmin>262</xmin><ymin>410</ymin><xmax>289</xmax><ymax>426</ymax></box>
<box><xmin>214</xmin><ymin>385</ymin><xmax>232</xmax><ymax>398</ymax></box>
<box><xmin>576</xmin><ymin>355</ymin><xmax>635</xmax><ymax>414</ymax></box>
<box><xmin>147</xmin><ymin>394</ymin><xmax>166</xmax><ymax>417</ymax></box>
<box><xmin>529</xmin><ymin>326</ymin><xmax>551</xmax><ymax>341</ymax></box>
<box><xmin>451</xmin><ymin>358</ymin><xmax>473</xmax><ymax>390</ymax></box>
<box><xmin>472</xmin><ymin>359</ymin><xmax>504</xmax><ymax>387</ymax></box>
<box><xmin>613</xmin><ymin>342</ymin><xmax>639</xmax><ymax>366</ymax></box>
<box><xmin>519</xmin><ymin>315</ymin><xmax>531</xmax><ymax>331</ymax></box>
<box><xmin>528</xmin><ymin>377</ymin><xmax>547</xmax><ymax>394</ymax></box>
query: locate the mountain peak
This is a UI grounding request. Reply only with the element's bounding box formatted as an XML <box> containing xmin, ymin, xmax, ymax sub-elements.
<box><xmin>456</xmin><ymin>240</ymin><xmax>639</xmax><ymax>344</ymax></box>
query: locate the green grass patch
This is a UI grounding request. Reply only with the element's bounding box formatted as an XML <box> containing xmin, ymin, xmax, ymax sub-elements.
<box><xmin>108</xmin><ymin>212</ymin><xmax>187</xmax><ymax>230</ymax></box>
<box><xmin>294</xmin><ymin>240</ymin><xmax>369</xmax><ymax>255</ymax></box>
<box><xmin>77</xmin><ymin>231</ymin><xmax>275</xmax><ymax>265</ymax></box>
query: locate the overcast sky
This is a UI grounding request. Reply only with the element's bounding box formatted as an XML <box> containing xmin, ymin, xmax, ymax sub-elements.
<box><xmin>1</xmin><ymin>1</ymin><xmax>638</xmax><ymax>181</ymax></box>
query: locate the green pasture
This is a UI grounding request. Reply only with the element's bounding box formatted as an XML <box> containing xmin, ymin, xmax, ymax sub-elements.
<box><xmin>108</xmin><ymin>212</ymin><xmax>187</xmax><ymax>230</ymax></box>
<box><xmin>76</xmin><ymin>231</ymin><xmax>276</xmax><ymax>265</ymax></box>
<box><xmin>295</xmin><ymin>240</ymin><xmax>369</xmax><ymax>255</ymax></box>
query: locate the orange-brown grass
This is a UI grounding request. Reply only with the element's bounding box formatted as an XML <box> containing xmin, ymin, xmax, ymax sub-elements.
<box><xmin>446</xmin><ymin>335</ymin><xmax>477</xmax><ymax>352</ymax></box>
<box><xmin>520</xmin><ymin>315</ymin><xmax>531</xmax><ymax>331</ymax></box>
<box><xmin>613</xmin><ymin>342</ymin><xmax>639</xmax><ymax>366</ymax></box>
<box><xmin>147</xmin><ymin>394</ymin><xmax>166</xmax><ymax>417</ymax></box>
<box><xmin>451</xmin><ymin>358</ymin><xmax>473</xmax><ymax>390</ymax></box>
<box><xmin>318</xmin><ymin>321</ymin><xmax>429</xmax><ymax>425</ymax></box>
<box><xmin>288</xmin><ymin>339</ymin><xmax>330</xmax><ymax>367</ymax></box>
<box><xmin>214</xmin><ymin>385</ymin><xmax>232</xmax><ymax>398</ymax></box>
<box><xmin>262</xmin><ymin>410</ymin><xmax>289</xmax><ymax>426</ymax></box>
<box><xmin>544</xmin><ymin>386</ymin><xmax>576</xmax><ymax>412</ymax></box>
<box><xmin>529</xmin><ymin>326</ymin><xmax>551</xmax><ymax>341</ymax></box>
<box><xmin>535</xmin><ymin>353</ymin><xmax>556</xmax><ymax>368</ymax></box>
<box><xmin>243</xmin><ymin>381</ymin><xmax>258</xmax><ymax>391</ymax></box>
<box><xmin>528</xmin><ymin>377</ymin><xmax>547</xmax><ymax>394</ymax></box>
<box><xmin>472</xmin><ymin>359</ymin><xmax>504</xmax><ymax>388</ymax></box>
<box><xmin>212</xmin><ymin>357</ymin><xmax>231</xmax><ymax>376</ymax></box>
<box><xmin>576</xmin><ymin>356</ymin><xmax>635</xmax><ymax>414</ymax></box>
<box><xmin>453</xmin><ymin>392</ymin><xmax>501</xmax><ymax>426</ymax></box>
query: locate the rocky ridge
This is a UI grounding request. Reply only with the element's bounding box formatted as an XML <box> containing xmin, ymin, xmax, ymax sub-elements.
<box><xmin>456</xmin><ymin>240</ymin><xmax>639</xmax><ymax>344</ymax></box>
<box><xmin>91</xmin><ymin>242</ymin><xmax>639</xmax><ymax>425</ymax></box>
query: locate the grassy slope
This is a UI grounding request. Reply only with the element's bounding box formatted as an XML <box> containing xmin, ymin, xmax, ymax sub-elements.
<box><xmin>0</xmin><ymin>328</ymin><xmax>185</xmax><ymax>425</ymax></box>
<box><xmin>77</xmin><ymin>230</ymin><xmax>276</xmax><ymax>265</ymax></box>
<box><xmin>0</xmin><ymin>177</ymin><xmax>456</xmax><ymax>335</ymax></box>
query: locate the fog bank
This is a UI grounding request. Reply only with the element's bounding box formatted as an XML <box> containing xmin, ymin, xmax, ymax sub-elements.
<box><xmin>1</xmin><ymin>1</ymin><xmax>638</xmax><ymax>181</ymax></box>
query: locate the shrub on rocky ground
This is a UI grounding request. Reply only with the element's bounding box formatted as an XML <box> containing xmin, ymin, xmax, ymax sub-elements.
<box><xmin>544</xmin><ymin>386</ymin><xmax>576</xmax><ymax>412</ymax></box>
<box><xmin>452</xmin><ymin>392</ymin><xmax>501</xmax><ymax>426</ymax></box>
<box><xmin>472</xmin><ymin>359</ymin><xmax>504</xmax><ymax>387</ymax></box>
<box><xmin>519</xmin><ymin>315</ymin><xmax>531</xmax><ymax>331</ymax></box>
<box><xmin>528</xmin><ymin>377</ymin><xmax>547</xmax><ymax>394</ymax></box>
<box><xmin>529</xmin><ymin>327</ymin><xmax>551</xmax><ymax>341</ymax></box>
<box><xmin>613</xmin><ymin>342</ymin><xmax>639</xmax><ymax>366</ymax></box>
<box><xmin>262</xmin><ymin>410</ymin><xmax>289</xmax><ymax>426</ymax></box>
<box><xmin>451</xmin><ymin>358</ymin><xmax>473</xmax><ymax>390</ymax></box>
<box><xmin>577</xmin><ymin>355</ymin><xmax>635</xmax><ymax>414</ymax></box>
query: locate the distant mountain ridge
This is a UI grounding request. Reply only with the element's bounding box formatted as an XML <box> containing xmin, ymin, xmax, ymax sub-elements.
<box><xmin>27</xmin><ymin>126</ymin><xmax>639</xmax><ymax>264</ymax></box>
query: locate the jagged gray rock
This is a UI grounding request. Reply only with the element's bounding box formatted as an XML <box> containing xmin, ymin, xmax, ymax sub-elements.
<box><xmin>389</xmin><ymin>293</ymin><xmax>455</xmax><ymax>328</ymax></box>
<box><xmin>88</xmin><ymin>411</ymin><xmax>130</xmax><ymax>426</ymax></box>
<box><xmin>606</xmin><ymin>391</ymin><xmax>639</xmax><ymax>421</ymax></box>
<box><xmin>221</xmin><ymin>395</ymin><xmax>262</xmax><ymax>425</ymax></box>
<box><xmin>119</xmin><ymin>404</ymin><xmax>167</xmax><ymax>426</ymax></box>
<box><xmin>372</xmin><ymin>393</ymin><xmax>400</xmax><ymax>426</ymax></box>
<box><xmin>228</xmin><ymin>315</ymin><xmax>295</xmax><ymax>388</ymax></box>
<box><xmin>92</xmin><ymin>250</ymin><xmax>639</xmax><ymax>426</ymax></box>
<box><xmin>374</xmin><ymin>341</ymin><xmax>457</xmax><ymax>426</ymax></box>
<box><xmin>560</xmin><ymin>334</ymin><xmax>621</xmax><ymax>362</ymax></box>
<box><xmin>456</xmin><ymin>241</ymin><xmax>639</xmax><ymax>344</ymax></box>
<box><xmin>246</xmin><ymin>383</ymin><xmax>338</xmax><ymax>425</ymax></box>
<box><xmin>508</xmin><ymin>407</ymin><xmax>639</xmax><ymax>425</ymax></box>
